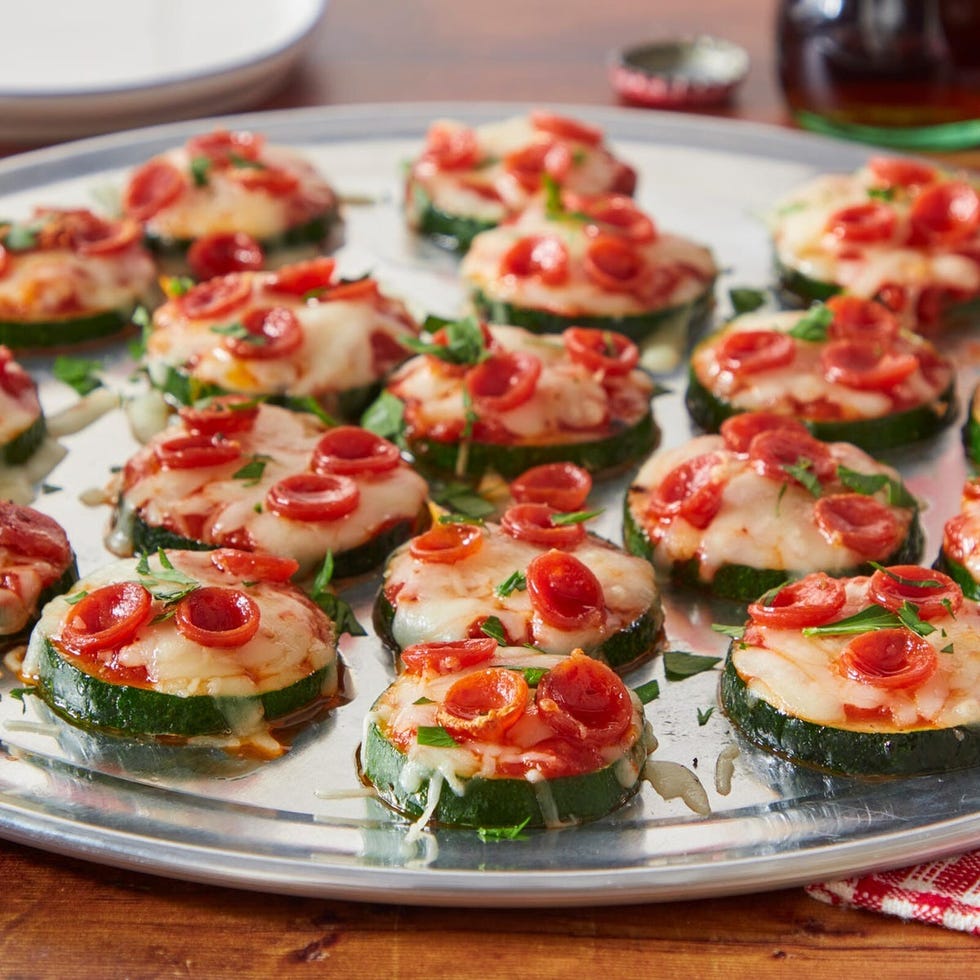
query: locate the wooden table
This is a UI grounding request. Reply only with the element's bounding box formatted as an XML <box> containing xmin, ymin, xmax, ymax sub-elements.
<box><xmin>0</xmin><ymin>0</ymin><xmax>976</xmax><ymax>974</ymax></box>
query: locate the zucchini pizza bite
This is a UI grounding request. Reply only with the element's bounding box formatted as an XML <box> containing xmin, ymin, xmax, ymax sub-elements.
<box><xmin>108</xmin><ymin>400</ymin><xmax>429</xmax><ymax>579</ymax></box>
<box><xmin>962</xmin><ymin>383</ymin><xmax>980</xmax><ymax>466</ymax></box>
<box><xmin>404</xmin><ymin>110</ymin><xmax>637</xmax><ymax>251</ymax></box>
<box><xmin>936</xmin><ymin>476</ymin><xmax>980</xmax><ymax>599</ymax></box>
<box><xmin>0</xmin><ymin>208</ymin><xmax>156</xmax><ymax>349</ymax></box>
<box><xmin>22</xmin><ymin>549</ymin><xmax>340</xmax><ymax>744</ymax></box>
<box><xmin>624</xmin><ymin>412</ymin><xmax>922</xmax><ymax>602</ymax></box>
<box><xmin>721</xmin><ymin>565</ymin><xmax>980</xmax><ymax>776</ymax></box>
<box><xmin>0</xmin><ymin>346</ymin><xmax>45</xmax><ymax>466</ymax></box>
<box><xmin>0</xmin><ymin>502</ymin><xmax>76</xmax><ymax>643</ymax></box>
<box><xmin>686</xmin><ymin>297</ymin><xmax>956</xmax><ymax>452</ymax></box>
<box><xmin>375</xmin><ymin>320</ymin><xmax>658</xmax><ymax>481</ymax></box>
<box><xmin>144</xmin><ymin>258</ymin><xmax>418</xmax><ymax>419</ymax></box>
<box><xmin>363</xmin><ymin>644</ymin><xmax>650</xmax><ymax>829</ymax></box>
<box><xmin>460</xmin><ymin>188</ymin><xmax>717</xmax><ymax>348</ymax></box>
<box><xmin>122</xmin><ymin>128</ymin><xmax>340</xmax><ymax>270</ymax></box>
<box><xmin>769</xmin><ymin>155</ymin><xmax>980</xmax><ymax>333</ymax></box>
<box><xmin>374</xmin><ymin>505</ymin><xmax>665</xmax><ymax>671</ymax></box>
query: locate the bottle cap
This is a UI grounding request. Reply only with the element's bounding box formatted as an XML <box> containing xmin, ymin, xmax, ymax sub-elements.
<box><xmin>610</xmin><ymin>36</ymin><xmax>749</xmax><ymax>109</ymax></box>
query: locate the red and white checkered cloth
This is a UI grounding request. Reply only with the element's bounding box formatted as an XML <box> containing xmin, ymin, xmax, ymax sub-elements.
<box><xmin>806</xmin><ymin>850</ymin><xmax>980</xmax><ymax>935</ymax></box>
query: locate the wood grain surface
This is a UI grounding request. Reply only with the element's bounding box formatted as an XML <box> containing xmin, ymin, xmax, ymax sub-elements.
<box><xmin>0</xmin><ymin>1</ymin><xmax>976</xmax><ymax>974</ymax></box>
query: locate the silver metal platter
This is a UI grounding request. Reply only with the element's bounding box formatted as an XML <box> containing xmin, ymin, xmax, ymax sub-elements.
<box><xmin>0</xmin><ymin>103</ymin><xmax>976</xmax><ymax>907</ymax></box>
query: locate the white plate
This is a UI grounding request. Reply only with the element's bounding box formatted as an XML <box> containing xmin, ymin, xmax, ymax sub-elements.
<box><xmin>0</xmin><ymin>0</ymin><xmax>326</xmax><ymax>143</ymax></box>
<box><xmin>0</xmin><ymin>103</ymin><xmax>976</xmax><ymax>907</ymax></box>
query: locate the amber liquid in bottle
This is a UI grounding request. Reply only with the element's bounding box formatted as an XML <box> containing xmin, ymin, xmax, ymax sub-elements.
<box><xmin>777</xmin><ymin>0</ymin><xmax>980</xmax><ymax>149</ymax></box>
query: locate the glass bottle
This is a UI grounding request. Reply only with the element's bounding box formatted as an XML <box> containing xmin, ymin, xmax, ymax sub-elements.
<box><xmin>777</xmin><ymin>0</ymin><xmax>980</xmax><ymax>150</ymax></box>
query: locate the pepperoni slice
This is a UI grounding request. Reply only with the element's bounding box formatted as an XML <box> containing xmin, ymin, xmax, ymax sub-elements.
<box><xmin>65</xmin><ymin>214</ymin><xmax>142</xmax><ymax>257</ymax></box>
<box><xmin>267</xmin><ymin>257</ymin><xmax>337</xmax><ymax>296</ymax></box>
<box><xmin>500</xmin><ymin>503</ymin><xmax>587</xmax><ymax>548</ymax></box>
<box><xmin>529</xmin><ymin>111</ymin><xmax>603</xmax><ymax>146</ymax></box>
<box><xmin>868</xmin><ymin>156</ymin><xmax>938</xmax><ymax>188</ymax></box>
<box><xmin>155</xmin><ymin>432</ymin><xmax>242</xmax><ymax>470</ymax></box>
<box><xmin>648</xmin><ymin>453</ymin><xmax>725</xmax><ymax>529</ymax></box>
<box><xmin>60</xmin><ymin>582</ymin><xmax>152</xmax><ymax>656</ymax></box>
<box><xmin>409</xmin><ymin>522</ymin><xmax>484</xmax><ymax>563</ymax></box>
<box><xmin>503</xmin><ymin>140</ymin><xmax>572</xmax><ymax>191</ymax></box>
<box><xmin>318</xmin><ymin>277</ymin><xmax>380</xmax><ymax>303</ymax></box>
<box><xmin>509</xmin><ymin>462</ymin><xmax>592</xmax><ymax>512</ymax></box>
<box><xmin>465</xmin><ymin>350</ymin><xmax>541</xmax><ymax>413</ymax></box>
<box><xmin>437</xmin><ymin>668</ymin><xmax>529</xmax><ymax>741</ymax></box>
<box><xmin>813</xmin><ymin>494</ymin><xmax>902</xmax><ymax>559</ymax></box>
<box><xmin>186</xmin><ymin>129</ymin><xmax>264</xmax><ymax>165</ymax></box>
<box><xmin>526</xmin><ymin>550</ymin><xmax>604</xmax><ymax>630</ymax></box>
<box><xmin>838</xmin><ymin>628</ymin><xmax>938</xmax><ymax>690</ymax></box>
<box><xmin>174</xmin><ymin>587</ymin><xmax>260</xmax><ymax>648</ymax></box>
<box><xmin>747</xmin><ymin>428</ymin><xmax>836</xmax><ymax>485</ymax></box>
<box><xmin>400</xmin><ymin>637</ymin><xmax>497</xmax><ymax>675</ymax></box>
<box><xmin>747</xmin><ymin>572</ymin><xmax>847</xmax><ymax>629</ymax></box>
<box><xmin>0</xmin><ymin>501</ymin><xmax>71</xmax><ymax>566</ymax></box>
<box><xmin>421</xmin><ymin>123</ymin><xmax>480</xmax><ymax>170</ymax></box>
<box><xmin>716</xmin><ymin>329</ymin><xmax>796</xmax><ymax>375</ymax></box>
<box><xmin>0</xmin><ymin>243</ymin><xmax>8</xmax><ymax>277</ymax></box>
<box><xmin>825</xmin><ymin>295</ymin><xmax>900</xmax><ymax>346</ymax></box>
<box><xmin>0</xmin><ymin>347</ymin><xmax>36</xmax><ymax>401</ymax></box>
<box><xmin>123</xmin><ymin>160</ymin><xmax>187</xmax><ymax>222</ymax></box>
<box><xmin>582</xmin><ymin>235</ymin><xmax>646</xmax><ymax>293</ymax></box>
<box><xmin>187</xmin><ymin>232</ymin><xmax>265</xmax><ymax>281</ymax></box>
<box><xmin>209</xmin><ymin>549</ymin><xmax>299</xmax><ymax>582</ymax></box>
<box><xmin>265</xmin><ymin>473</ymin><xmax>360</xmax><ymax>522</ymax></box>
<box><xmin>909</xmin><ymin>180</ymin><xmax>980</xmax><ymax>246</ymax></box>
<box><xmin>821</xmin><ymin>340</ymin><xmax>918</xmax><ymax>390</ymax></box>
<box><xmin>535</xmin><ymin>653</ymin><xmax>632</xmax><ymax>745</ymax></box>
<box><xmin>563</xmin><ymin>327</ymin><xmax>639</xmax><ymax>375</ymax></box>
<box><xmin>222</xmin><ymin>306</ymin><xmax>304</xmax><ymax>360</ymax></box>
<box><xmin>571</xmin><ymin>194</ymin><xmax>656</xmax><ymax>243</ymax></box>
<box><xmin>826</xmin><ymin>201</ymin><xmax>897</xmax><ymax>243</ymax></box>
<box><xmin>941</xmin><ymin>512</ymin><xmax>980</xmax><ymax>565</ymax></box>
<box><xmin>228</xmin><ymin>165</ymin><xmax>300</xmax><ymax>196</ymax></box>
<box><xmin>178</xmin><ymin>396</ymin><xmax>259</xmax><ymax>436</ymax></box>
<box><xmin>868</xmin><ymin>564</ymin><xmax>963</xmax><ymax>620</ymax></box>
<box><xmin>178</xmin><ymin>274</ymin><xmax>252</xmax><ymax>320</ymax></box>
<box><xmin>311</xmin><ymin>426</ymin><xmax>401</xmax><ymax>475</ymax></box>
<box><xmin>719</xmin><ymin>412</ymin><xmax>810</xmax><ymax>454</ymax></box>
<box><xmin>500</xmin><ymin>235</ymin><xmax>569</xmax><ymax>286</ymax></box>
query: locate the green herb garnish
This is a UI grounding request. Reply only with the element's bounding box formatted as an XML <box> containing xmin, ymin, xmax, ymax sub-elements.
<box><xmin>495</xmin><ymin>570</ymin><xmax>527</xmax><ymax>598</ymax></box>
<box><xmin>632</xmin><ymin>679</ymin><xmax>660</xmax><ymax>704</ymax></box>
<box><xmin>135</xmin><ymin>550</ymin><xmax>200</xmax><ymax>606</ymax></box>
<box><xmin>360</xmin><ymin>390</ymin><xmax>405</xmax><ymax>441</ymax></box>
<box><xmin>867</xmin><ymin>186</ymin><xmax>895</xmax><ymax>201</ymax></box>
<box><xmin>782</xmin><ymin>458</ymin><xmax>822</xmax><ymax>497</ymax></box>
<box><xmin>729</xmin><ymin>287</ymin><xmax>767</xmax><ymax>315</ymax></box>
<box><xmin>64</xmin><ymin>591</ymin><xmax>89</xmax><ymax>606</ymax></box>
<box><xmin>697</xmin><ymin>706</ymin><xmax>716</xmax><ymax>726</ymax></box>
<box><xmin>712</xmin><ymin>623</ymin><xmax>745</xmax><ymax>640</ymax></box>
<box><xmin>210</xmin><ymin>322</ymin><xmax>265</xmax><ymax>345</ymax></box>
<box><xmin>837</xmin><ymin>467</ymin><xmax>916</xmax><ymax>508</ymax></box>
<box><xmin>788</xmin><ymin>304</ymin><xmax>833</xmax><ymax>341</ymax></box>
<box><xmin>53</xmin><ymin>355</ymin><xmax>103</xmax><ymax>396</ymax></box>
<box><xmin>551</xmin><ymin>508</ymin><xmax>603</xmax><ymax>526</ymax></box>
<box><xmin>477</xmin><ymin>818</ymin><xmax>530</xmax><ymax>842</ymax></box>
<box><xmin>480</xmin><ymin>615</ymin><xmax>508</xmax><ymax>645</ymax></box>
<box><xmin>413</xmin><ymin>696</ymin><xmax>435</xmax><ymax>705</ymax></box>
<box><xmin>402</xmin><ymin>316</ymin><xmax>488</xmax><ymax>366</ymax></box>
<box><xmin>2</xmin><ymin>223</ymin><xmax>38</xmax><ymax>251</ymax></box>
<box><xmin>308</xmin><ymin>552</ymin><xmax>366</xmax><ymax>637</ymax></box>
<box><xmin>416</xmin><ymin>725</ymin><xmax>459</xmax><ymax>748</ymax></box>
<box><xmin>664</xmin><ymin>650</ymin><xmax>722</xmax><ymax>681</ymax></box>
<box><xmin>190</xmin><ymin>156</ymin><xmax>211</xmax><ymax>186</ymax></box>
<box><xmin>232</xmin><ymin>454</ymin><xmax>272</xmax><ymax>486</ymax></box>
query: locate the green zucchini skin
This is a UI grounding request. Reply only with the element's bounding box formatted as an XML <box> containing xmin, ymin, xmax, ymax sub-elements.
<box><xmin>685</xmin><ymin>366</ymin><xmax>957</xmax><ymax>452</ymax></box>
<box><xmin>962</xmin><ymin>385</ymin><xmax>980</xmax><ymax>466</ymax></box>
<box><xmin>408</xmin><ymin>184</ymin><xmax>497</xmax><ymax>253</ymax></box>
<box><xmin>934</xmin><ymin>550</ymin><xmax>980</xmax><ymax>601</ymax></box>
<box><xmin>402</xmin><ymin>410</ymin><xmax>659</xmax><ymax>482</ymax></box>
<box><xmin>0</xmin><ymin>307</ymin><xmax>136</xmax><ymax>350</ymax></box>
<box><xmin>1</xmin><ymin>412</ymin><xmax>46</xmax><ymax>466</ymax></box>
<box><xmin>623</xmin><ymin>486</ymin><xmax>925</xmax><ymax>602</ymax></box>
<box><xmin>470</xmin><ymin>284</ymin><xmax>715</xmax><ymax>345</ymax></box>
<box><xmin>363</xmin><ymin>720</ymin><xmax>645</xmax><ymax>828</ymax></box>
<box><xmin>33</xmin><ymin>636</ymin><xmax>337</xmax><ymax>737</ymax></box>
<box><xmin>128</xmin><ymin>511</ymin><xmax>429</xmax><ymax>580</ymax></box>
<box><xmin>720</xmin><ymin>655</ymin><xmax>980</xmax><ymax>776</ymax></box>
<box><xmin>371</xmin><ymin>589</ymin><xmax>665</xmax><ymax>673</ymax></box>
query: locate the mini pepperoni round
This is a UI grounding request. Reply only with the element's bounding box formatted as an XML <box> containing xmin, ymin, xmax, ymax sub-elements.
<box><xmin>265</xmin><ymin>473</ymin><xmax>360</xmax><ymax>523</ymax></box>
<box><xmin>535</xmin><ymin>654</ymin><xmax>632</xmax><ymax>745</ymax></box>
<box><xmin>70</xmin><ymin>215</ymin><xmax>142</xmax><ymax>257</ymax></box>
<box><xmin>563</xmin><ymin>327</ymin><xmax>639</xmax><ymax>376</ymax></box>
<box><xmin>529</xmin><ymin>111</ymin><xmax>603</xmax><ymax>146</ymax></box>
<box><xmin>826</xmin><ymin>201</ymin><xmax>897</xmax><ymax>243</ymax></box>
<box><xmin>465</xmin><ymin>350</ymin><xmax>542</xmax><ymax>413</ymax></box>
<box><xmin>187</xmin><ymin>232</ymin><xmax>265</xmax><ymax>281</ymax></box>
<box><xmin>570</xmin><ymin>194</ymin><xmax>656</xmax><ymax>243</ymax></box>
<box><xmin>187</xmin><ymin>129</ymin><xmax>264</xmax><ymax>165</ymax></box>
<box><xmin>909</xmin><ymin>180</ymin><xmax>980</xmax><ymax>246</ymax></box>
<box><xmin>124</xmin><ymin>160</ymin><xmax>187</xmax><ymax>222</ymax></box>
<box><xmin>174</xmin><ymin>587</ymin><xmax>260</xmax><ymax>649</ymax></box>
<box><xmin>648</xmin><ymin>453</ymin><xmax>724</xmax><ymax>529</ymax></box>
<box><xmin>223</xmin><ymin>306</ymin><xmax>303</xmax><ymax>360</ymax></box>
<box><xmin>838</xmin><ymin>627</ymin><xmax>938</xmax><ymax>690</ymax></box>
<box><xmin>813</xmin><ymin>494</ymin><xmax>903</xmax><ymax>559</ymax></box>
<box><xmin>942</xmin><ymin>513</ymin><xmax>980</xmax><ymax>566</ymax></box>
<box><xmin>60</xmin><ymin>582</ymin><xmax>152</xmax><ymax>657</ymax></box>
<box><xmin>826</xmin><ymin>295</ymin><xmax>900</xmax><ymax>346</ymax></box>
<box><xmin>747</xmin><ymin>572</ymin><xmax>847</xmax><ymax>629</ymax></box>
<box><xmin>0</xmin><ymin>501</ymin><xmax>72</xmax><ymax>566</ymax></box>
<box><xmin>178</xmin><ymin>274</ymin><xmax>252</xmax><ymax>320</ymax></box>
<box><xmin>400</xmin><ymin>637</ymin><xmax>497</xmax><ymax>675</ymax></box>
<box><xmin>311</xmin><ymin>426</ymin><xmax>401</xmax><ymax>476</ymax></box>
<box><xmin>500</xmin><ymin>503</ymin><xmax>587</xmax><ymax>548</ymax></box>
<box><xmin>437</xmin><ymin>668</ymin><xmax>529</xmax><ymax>741</ymax></box>
<box><xmin>526</xmin><ymin>550</ymin><xmax>604</xmax><ymax>631</ymax></box>
<box><xmin>503</xmin><ymin>140</ymin><xmax>572</xmax><ymax>191</ymax></box>
<box><xmin>500</xmin><ymin>235</ymin><xmax>569</xmax><ymax>286</ymax></box>
<box><xmin>716</xmin><ymin>329</ymin><xmax>796</xmax><ymax>375</ymax></box>
<box><xmin>155</xmin><ymin>432</ymin><xmax>242</xmax><ymax>470</ymax></box>
<box><xmin>228</xmin><ymin>165</ymin><xmax>299</xmax><ymax>196</ymax></box>
<box><xmin>747</xmin><ymin>428</ymin><xmax>837</xmax><ymax>485</ymax></box>
<box><xmin>509</xmin><ymin>462</ymin><xmax>592</xmax><ymax>512</ymax></box>
<box><xmin>422</xmin><ymin>123</ymin><xmax>480</xmax><ymax>170</ymax></box>
<box><xmin>720</xmin><ymin>412</ymin><xmax>810</xmax><ymax>455</ymax></box>
<box><xmin>582</xmin><ymin>235</ymin><xmax>646</xmax><ymax>293</ymax></box>
<box><xmin>267</xmin><ymin>257</ymin><xmax>337</xmax><ymax>297</ymax></box>
<box><xmin>178</xmin><ymin>396</ymin><xmax>259</xmax><ymax>436</ymax></box>
<box><xmin>409</xmin><ymin>522</ymin><xmax>484</xmax><ymax>564</ymax></box>
<box><xmin>209</xmin><ymin>549</ymin><xmax>299</xmax><ymax>582</ymax></box>
<box><xmin>821</xmin><ymin>340</ymin><xmax>918</xmax><ymax>390</ymax></box>
<box><xmin>868</xmin><ymin>156</ymin><xmax>937</xmax><ymax>188</ymax></box>
<box><xmin>868</xmin><ymin>564</ymin><xmax>963</xmax><ymax>620</ymax></box>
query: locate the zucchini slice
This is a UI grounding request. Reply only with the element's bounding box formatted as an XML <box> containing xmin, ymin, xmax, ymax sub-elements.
<box><xmin>0</xmin><ymin>306</ymin><xmax>137</xmax><ymax>350</ymax></box>
<box><xmin>1</xmin><ymin>412</ymin><xmax>46</xmax><ymax>466</ymax></box>
<box><xmin>408</xmin><ymin>186</ymin><xmax>495</xmax><ymax>253</ymax></box>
